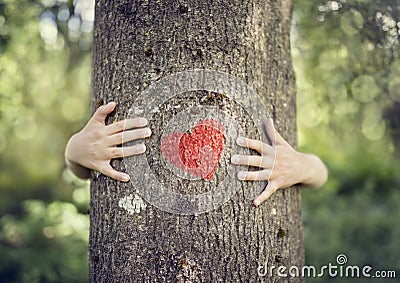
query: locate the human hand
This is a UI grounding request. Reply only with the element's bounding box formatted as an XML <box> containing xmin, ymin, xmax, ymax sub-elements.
<box><xmin>65</xmin><ymin>102</ymin><xmax>152</xmax><ymax>182</ymax></box>
<box><xmin>231</xmin><ymin>118</ymin><xmax>327</xmax><ymax>206</ymax></box>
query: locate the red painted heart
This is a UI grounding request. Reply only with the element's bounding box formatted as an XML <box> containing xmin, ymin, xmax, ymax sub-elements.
<box><xmin>160</xmin><ymin>119</ymin><xmax>225</xmax><ymax>181</ymax></box>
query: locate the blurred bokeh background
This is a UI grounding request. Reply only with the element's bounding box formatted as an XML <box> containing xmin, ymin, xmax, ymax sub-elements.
<box><xmin>0</xmin><ymin>0</ymin><xmax>399</xmax><ymax>282</ymax></box>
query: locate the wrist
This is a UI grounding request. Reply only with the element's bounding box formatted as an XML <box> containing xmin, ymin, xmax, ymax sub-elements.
<box><xmin>65</xmin><ymin>132</ymin><xmax>79</xmax><ymax>163</ymax></box>
<box><xmin>65</xmin><ymin>133</ymin><xmax>91</xmax><ymax>179</ymax></box>
<box><xmin>296</xmin><ymin>151</ymin><xmax>312</xmax><ymax>185</ymax></box>
<box><xmin>297</xmin><ymin>152</ymin><xmax>328</xmax><ymax>189</ymax></box>
<box><xmin>65</xmin><ymin>159</ymin><xmax>91</xmax><ymax>179</ymax></box>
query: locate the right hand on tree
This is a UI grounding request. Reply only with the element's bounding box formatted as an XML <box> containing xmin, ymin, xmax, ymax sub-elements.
<box><xmin>65</xmin><ymin>101</ymin><xmax>152</xmax><ymax>182</ymax></box>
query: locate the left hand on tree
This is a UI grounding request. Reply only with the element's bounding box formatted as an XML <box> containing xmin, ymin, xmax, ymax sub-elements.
<box><xmin>231</xmin><ymin>118</ymin><xmax>328</xmax><ymax>206</ymax></box>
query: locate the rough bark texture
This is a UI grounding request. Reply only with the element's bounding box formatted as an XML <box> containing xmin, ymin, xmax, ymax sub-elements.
<box><xmin>90</xmin><ymin>0</ymin><xmax>303</xmax><ymax>282</ymax></box>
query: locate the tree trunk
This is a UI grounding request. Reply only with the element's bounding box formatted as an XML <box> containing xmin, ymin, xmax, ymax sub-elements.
<box><xmin>90</xmin><ymin>0</ymin><xmax>303</xmax><ymax>282</ymax></box>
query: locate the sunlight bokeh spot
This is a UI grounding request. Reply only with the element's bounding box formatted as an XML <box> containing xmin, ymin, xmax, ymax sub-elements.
<box><xmin>298</xmin><ymin>101</ymin><xmax>325</xmax><ymax>128</ymax></box>
<box><xmin>74</xmin><ymin>0</ymin><xmax>95</xmax><ymax>23</ymax></box>
<box><xmin>42</xmin><ymin>226</ymin><xmax>55</xmax><ymax>238</ymax></box>
<box><xmin>318</xmin><ymin>46</ymin><xmax>348</xmax><ymax>70</ymax></box>
<box><xmin>351</xmin><ymin>75</ymin><xmax>379</xmax><ymax>103</ymax></box>
<box><xmin>362</xmin><ymin>114</ymin><xmax>386</xmax><ymax>141</ymax></box>
<box><xmin>57</xmin><ymin>7</ymin><xmax>70</xmax><ymax>22</ymax></box>
<box><xmin>340</xmin><ymin>10</ymin><xmax>364</xmax><ymax>35</ymax></box>
<box><xmin>73</xmin><ymin>187</ymin><xmax>90</xmax><ymax>205</ymax></box>
<box><xmin>39</xmin><ymin>16</ymin><xmax>58</xmax><ymax>46</ymax></box>
<box><xmin>14</xmin><ymin>115</ymin><xmax>37</xmax><ymax>140</ymax></box>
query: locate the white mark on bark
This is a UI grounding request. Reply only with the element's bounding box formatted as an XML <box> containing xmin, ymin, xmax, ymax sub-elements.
<box><xmin>118</xmin><ymin>193</ymin><xmax>147</xmax><ymax>215</ymax></box>
<box><xmin>132</xmin><ymin>106</ymin><xmax>144</xmax><ymax>116</ymax></box>
<box><xmin>151</xmin><ymin>106</ymin><xmax>159</xmax><ymax>113</ymax></box>
<box><xmin>271</xmin><ymin>207</ymin><xmax>277</xmax><ymax>216</ymax></box>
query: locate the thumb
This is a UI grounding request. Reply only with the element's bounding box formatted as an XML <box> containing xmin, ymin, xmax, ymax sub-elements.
<box><xmin>92</xmin><ymin>102</ymin><xmax>116</xmax><ymax>124</ymax></box>
<box><xmin>100</xmin><ymin>163</ymin><xmax>130</xmax><ymax>182</ymax></box>
<box><xmin>253</xmin><ymin>181</ymin><xmax>279</xmax><ymax>206</ymax></box>
<box><xmin>265</xmin><ymin>118</ymin><xmax>285</xmax><ymax>145</ymax></box>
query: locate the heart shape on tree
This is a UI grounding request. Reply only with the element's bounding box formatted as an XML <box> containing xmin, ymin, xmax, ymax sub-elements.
<box><xmin>160</xmin><ymin>119</ymin><xmax>225</xmax><ymax>181</ymax></box>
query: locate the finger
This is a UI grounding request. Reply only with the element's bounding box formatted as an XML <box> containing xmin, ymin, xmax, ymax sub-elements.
<box><xmin>237</xmin><ymin>169</ymin><xmax>271</xmax><ymax>181</ymax></box>
<box><xmin>231</xmin><ymin>155</ymin><xmax>273</xmax><ymax>168</ymax></box>
<box><xmin>100</xmin><ymin>163</ymin><xmax>130</xmax><ymax>182</ymax></box>
<box><xmin>231</xmin><ymin>155</ymin><xmax>263</xmax><ymax>167</ymax></box>
<box><xmin>106</xmin><ymin>117</ymin><xmax>149</xmax><ymax>134</ymax></box>
<box><xmin>91</xmin><ymin>102</ymin><xmax>116</xmax><ymax>124</ymax></box>
<box><xmin>108</xmin><ymin>144</ymin><xmax>146</xmax><ymax>158</ymax></box>
<box><xmin>264</xmin><ymin>118</ymin><xmax>277</xmax><ymax>145</ymax></box>
<box><xmin>253</xmin><ymin>181</ymin><xmax>279</xmax><ymax>206</ymax></box>
<box><xmin>265</xmin><ymin>118</ymin><xmax>286</xmax><ymax>146</ymax></box>
<box><xmin>109</xmin><ymin>128</ymin><xmax>152</xmax><ymax>146</ymax></box>
<box><xmin>236</xmin><ymin>136</ymin><xmax>273</xmax><ymax>154</ymax></box>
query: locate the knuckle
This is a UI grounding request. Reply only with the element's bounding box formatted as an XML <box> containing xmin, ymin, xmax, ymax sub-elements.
<box><xmin>254</xmin><ymin>140</ymin><xmax>261</xmax><ymax>148</ymax></box>
<box><xmin>133</xmin><ymin>129</ymin><xmax>145</xmax><ymax>139</ymax></box>
<box><xmin>131</xmin><ymin>118</ymin><xmax>142</xmax><ymax>126</ymax></box>
<box><xmin>96</xmin><ymin>105</ymin><xmax>105</xmax><ymax>114</ymax></box>
<box><xmin>258</xmin><ymin>171</ymin><xmax>267</xmax><ymax>180</ymax></box>
<box><xmin>89</xmin><ymin>130</ymin><xmax>100</xmax><ymax>140</ymax></box>
<box><xmin>99</xmin><ymin>166</ymin><xmax>111</xmax><ymax>176</ymax></box>
<box><xmin>93</xmin><ymin>148</ymin><xmax>105</xmax><ymax>159</ymax></box>
<box><xmin>115</xmin><ymin>133</ymin><xmax>123</xmax><ymax>143</ymax></box>
<box><xmin>115</xmin><ymin>121</ymin><xmax>125</xmax><ymax>131</ymax></box>
<box><xmin>252</xmin><ymin>172</ymin><xmax>261</xmax><ymax>180</ymax></box>
<box><xmin>127</xmin><ymin>118</ymin><xmax>139</xmax><ymax>129</ymax></box>
<box><xmin>136</xmin><ymin>129</ymin><xmax>146</xmax><ymax>139</ymax></box>
<box><xmin>110</xmin><ymin>148</ymin><xmax>121</xmax><ymax>157</ymax></box>
<box><xmin>133</xmin><ymin>117</ymin><xmax>148</xmax><ymax>127</ymax></box>
<box><xmin>111</xmin><ymin>171</ymin><xmax>120</xmax><ymax>180</ymax></box>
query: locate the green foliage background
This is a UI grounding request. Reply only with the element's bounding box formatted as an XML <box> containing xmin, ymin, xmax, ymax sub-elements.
<box><xmin>0</xmin><ymin>0</ymin><xmax>399</xmax><ymax>282</ymax></box>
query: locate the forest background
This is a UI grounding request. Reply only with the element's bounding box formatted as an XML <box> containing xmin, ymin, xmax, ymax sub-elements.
<box><xmin>0</xmin><ymin>0</ymin><xmax>399</xmax><ymax>282</ymax></box>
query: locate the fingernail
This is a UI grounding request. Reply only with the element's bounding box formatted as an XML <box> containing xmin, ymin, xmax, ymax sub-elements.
<box><xmin>253</xmin><ymin>199</ymin><xmax>260</xmax><ymax>206</ymax></box>
<box><xmin>236</xmin><ymin>137</ymin><xmax>245</xmax><ymax>145</ymax></box>
<box><xmin>231</xmin><ymin>155</ymin><xmax>240</xmax><ymax>164</ymax></box>
<box><xmin>237</xmin><ymin>171</ymin><xmax>246</xmax><ymax>180</ymax></box>
<box><xmin>138</xmin><ymin>118</ymin><xmax>148</xmax><ymax>126</ymax></box>
<box><xmin>138</xmin><ymin>144</ymin><xmax>146</xmax><ymax>152</ymax></box>
<box><xmin>121</xmin><ymin>174</ymin><xmax>130</xmax><ymax>182</ymax></box>
<box><xmin>144</xmin><ymin>128</ymin><xmax>152</xmax><ymax>136</ymax></box>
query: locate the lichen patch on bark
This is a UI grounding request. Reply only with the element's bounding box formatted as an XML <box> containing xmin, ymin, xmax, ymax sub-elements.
<box><xmin>118</xmin><ymin>193</ymin><xmax>147</xmax><ymax>215</ymax></box>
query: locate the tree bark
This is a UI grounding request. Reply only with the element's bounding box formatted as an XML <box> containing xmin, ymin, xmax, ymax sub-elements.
<box><xmin>90</xmin><ymin>0</ymin><xmax>303</xmax><ymax>282</ymax></box>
